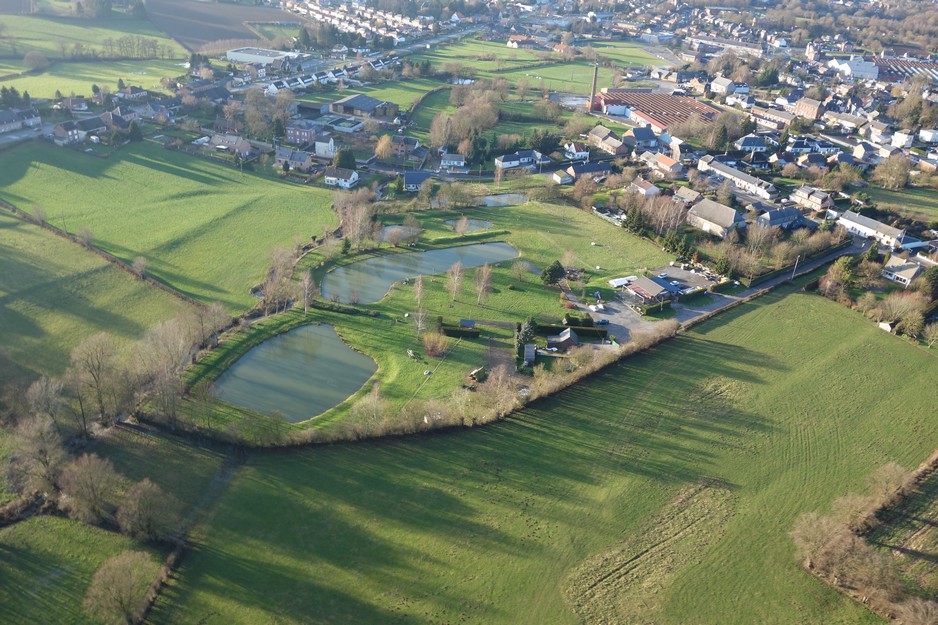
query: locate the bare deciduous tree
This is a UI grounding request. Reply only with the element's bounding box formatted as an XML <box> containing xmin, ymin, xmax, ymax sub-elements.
<box><xmin>59</xmin><ymin>453</ymin><xmax>120</xmax><ymax>524</ymax></box>
<box><xmin>413</xmin><ymin>275</ymin><xmax>424</xmax><ymax>308</ymax></box>
<box><xmin>76</xmin><ymin>227</ymin><xmax>94</xmax><ymax>247</ymax></box>
<box><xmin>4</xmin><ymin>415</ymin><xmax>67</xmax><ymax>495</ymax></box>
<box><xmin>301</xmin><ymin>270</ymin><xmax>316</xmax><ymax>314</ymax></box>
<box><xmin>511</xmin><ymin>260</ymin><xmax>527</xmax><ymax>283</ymax></box>
<box><xmin>69</xmin><ymin>333</ymin><xmax>120</xmax><ymax>422</ymax></box>
<box><xmin>131</xmin><ymin>256</ymin><xmax>148</xmax><ymax>277</ymax></box>
<box><xmin>414</xmin><ymin>307</ymin><xmax>428</xmax><ymax>337</ymax></box>
<box><xmin>26</xmin><ymin>376</ymin><xmax>65</xmax><ymax>427</ymax></box>
<box><xmin>454</xmin><ymin>215</ymin><xmax>470</xmax><ymax>237</ymax></box>
<box><xmin>117</xmin><ymin>478</ymin><xmax>181</xmax><ymax>541</ymax></box>
<box><xmin>446</xmin><ymin>261</ymin><xmax>464</xmax><ymax>302</ymax></box>
<box><xmin>474</xmin><ymin>263</ymin><xmax>492</xmax><ymax>305</ymax></box>
<box><xmin>374</xmin><ymin>134</ymin><xmax>393</xmax><ymax>160</ymax></box>
<box><xmin>924</xmin><ymin>322</ymin><xmax>938</xmax><ymax>348</ymax></box>
<box><xmin>83</xmin><ymin>551</ymin><xmax>156</xmax><ymax>625</ymax></box>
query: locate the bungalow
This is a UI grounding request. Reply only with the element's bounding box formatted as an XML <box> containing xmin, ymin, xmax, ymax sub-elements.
<box><xmin>494</xmin><ymin>149</ymin><xmax>545</xmax><ymax>171</ymax></box>
<box><xmin>211</xmin><ymin>133</ymin><xmax>255</xmax><ymax>158</ymax></box>
<box><xmin>881</xmin><ymin>255</ymin><xmax>925</xmax><ymax>287</ymax></box>
<box><xmin>791</xmin><ymin>185</ymin><xmax>834</xmax><ymax>212</ymax></box>
<box><xmin>838</xmin><ymin>210</ymin><xmax>904</xmax><ymax>248</ymax></box>
<box><xmin>274</xmin><ymin>147</ymin><xmax>315</xmax><ymax>173</ymax></box>
<box><xmin>564</xmin><ymin>141</ymin><xmax>589</xmax><ymax>161</ymax></box>
<box><xmin>687</xmin><ymin>198</ymin><xmax>746</xmax><ymax>238</ymax></box>
<box><xmin>673</xmin><ymin>186</ymin><xmax>701</xmax><ymax>205</ymax></box>
<box><xmin>565</xmin><ymin>161</ymin><xmax>612</xmax><ymax>182</ymax></box>
<box><xmin>440</xmin><ymin>152</ymin><xmax>467</xmax><ymax>172</ymax></box>
<box><xmin>402</xmin><ymin>171</ymin><xmax>433</xmax><ymax>191</ymax></box>
<box><xmin>756</xmin><ymin>205</ymin><xmax>802</xmax><ymax>229</ymax></box>
<box><xmin>629</xmin><ymin>177</ymin><xmax>660</xmax><ymax>197</ymax></box>
<box><xmin>323</xmin><ymin>166</ymin><xmax>359</xmax><ymax>189</ymax></box>
<box><xmin>627</xmin><ymin>276</ymin><xmax>671</xmax><ymax>303</ymax></box>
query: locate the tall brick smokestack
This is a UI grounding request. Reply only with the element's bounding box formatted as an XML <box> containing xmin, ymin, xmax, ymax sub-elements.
<box><xmin>588</xmin><ymin>64</ymin><xmax>598</xmax><ymax>112</ymax></box>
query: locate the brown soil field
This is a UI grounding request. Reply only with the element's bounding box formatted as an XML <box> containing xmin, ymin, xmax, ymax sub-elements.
<box><xmin>144</xmin><ymin>0</ymin><xmax>297</xmax><ymax>51</ymax></box>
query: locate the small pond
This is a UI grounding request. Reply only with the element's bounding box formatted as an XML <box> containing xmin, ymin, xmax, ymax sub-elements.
<box><xmin>214</xmin><ymin>324</ymin><xmax>376</xmax><ymax>422</ymax></box>
<box><xmin>443</xmin><ymin>218</ymin><xmax>493</xmax><ymax>232</ymax></box>
<box><xmin>321</xmin><ymin>242</ymin><xmax>519</xmax><ymax>304</ymax></box>
<box><xmin>479</xmin><ymin>193</ymin><xmax>527</xmax><ymax>206</ymax></box>
<box><xmin>379</xmin><ymin>225</ymin><xmax>420</xmax><ymax>242</ymax></box>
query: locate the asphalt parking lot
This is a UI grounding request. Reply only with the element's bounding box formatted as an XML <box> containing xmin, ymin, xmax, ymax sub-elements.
<box><xmin>649</xmin><ymin>263</ymin><xmax>721</xmax><ymax>294</ymax></box>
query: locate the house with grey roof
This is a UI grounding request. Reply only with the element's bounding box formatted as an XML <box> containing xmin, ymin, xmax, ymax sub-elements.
<box><xmin>837</xmin><ymin>210</ymin><xmax>904</xmax><ymax>248</ymax></box>
<box><xmin>881</xmin><ymin>255</ymin><xmax>926</xmax><ymax>287</ymax></box>
<box><xmin>756</xmin><ymin>205</ymin><xmax>802</xmax><ymax>229</ymax></box>
<box><xmin>687</xmin><ymin>198</ymin><xmax>746</xmax><ymax>238</ymax></box>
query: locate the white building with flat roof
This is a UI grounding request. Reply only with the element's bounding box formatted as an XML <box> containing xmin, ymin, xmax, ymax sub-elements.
<box><xmin>226</xmin><ymin>47</ymin><xmax>299</xmax><ymax>66</ymax></box>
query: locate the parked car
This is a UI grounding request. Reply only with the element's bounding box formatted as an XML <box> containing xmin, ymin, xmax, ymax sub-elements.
<box><xmin>596</xmin><ymin>319</ymin><xmax>610</xmax><ymax>325</ymax></box>
<box><xmin>657</xmin><ymin>272</ymin><xmax>668</xmax><ymax>279</ymax></box>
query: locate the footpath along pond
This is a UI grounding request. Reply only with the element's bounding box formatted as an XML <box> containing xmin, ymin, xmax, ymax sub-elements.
<box><xmin>214</xmin><ymin>324</ymin><xmax>377</xmax><ymax>422</ymax></box>
<box><xmin>321</xmin><ymin>242</ymin><xmax>519</xmax><ymax>304</ymax></box>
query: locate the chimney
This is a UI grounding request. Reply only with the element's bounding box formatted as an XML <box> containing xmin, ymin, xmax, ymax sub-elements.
<box><xmin>588</xmin><ymin>64</ymin><xmax>599</xmax><ymax>113</ymax></box>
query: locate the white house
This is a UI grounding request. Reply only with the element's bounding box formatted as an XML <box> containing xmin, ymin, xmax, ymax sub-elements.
<box><xmin>837</xmin><ymin>210</ymin><xmax>904</xmax><ymax>248</ymax></box>
<box><xmin>313</xmin><ymin>134</ymin><xmax>337</xmax><ymax>159</ymax></box>
<box><xmin>564</xmin><ymin>141</ymin><xmax>589</xmax><ymax>161</ymax></box>
<box><xmin>698</xmin><ymin>155</ymin><xmax>777</xmax><ymax>199</ymax></box>
<box><xmin>323</xmin><ymin>166</ymin><xmax>359</xmax><ymax>189</ymax></box>
<box><xmin>827</xmin><ymin>56</ymin><xmax>879</xmax><ymax>81</ymax></box>
<box><xmin>440</xmin><ymin>152</ymin><xmax>467</xmax><ymax>172</ymax></box>
<box><xmin>881</xmin><ymin>255</ymin><xmax>929</xmax><ymax>287</ymax></box>
<box><xmin>494</xmin><ymin>149</ymin><xmax>544</xmax><ymax>170</ymax></box>
<box><xmin>918</xmin><ymin>129</ymin><xmax>938</xmax><ymax>143</ymax></box>
<box><xmin>628</xmin><ymin>177</ymin><xmax>660</xmax><ymax>197</ymax></box>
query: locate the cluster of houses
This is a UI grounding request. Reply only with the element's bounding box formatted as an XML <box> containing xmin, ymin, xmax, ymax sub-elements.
<box><xmin>286</xmin><ymin>0</ymin><xmax>448</xmax><ymax>45</ymax></box>
<box><xmin>0</xmin><ymin>108</ymin><xmax>41</xmax><ymax>134</ymax></box>
<box><xmin>51</xmin><ymin>107</ymin><xmax>137</xmax><ymax>145</ymax></box>
<box><xmin>263</xmin><ymin>55</ymin><xmax>401</xmax><ymax>95</ymax></box>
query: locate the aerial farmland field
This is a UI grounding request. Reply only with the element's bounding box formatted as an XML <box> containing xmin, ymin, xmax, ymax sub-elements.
<box><xmin>0</xmin><ymin>142</ymin><xmax>336</xmax><ymax>311</ymax></box>
<box><xmin>151</xmin><ymin>282</ymin><xmax>937</xmax><ymax>624</ymax></box>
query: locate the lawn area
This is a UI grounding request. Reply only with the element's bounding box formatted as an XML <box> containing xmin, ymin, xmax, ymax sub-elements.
<box><xmin>588</xmin><ymin>40</ymin><xmax>661</xmax><ymax>66</ymax></box>
<box><xmin>0</xmin><ymin>516</ymin><xmax>160</xmax><ymax>625</ymax></box>
<box><xmin>0</xmin><ymin>141</ymin><xmax>337</xmax><ymax>311</ymax></box>
<box><xmin>0</xmin><ymin>211</ymin><xmax>190</xmax><ymax>381</ymax></box>
<box><xmin>866</xmin><ymin>185</ymin><xmax>938</xmax><ymax>224</ymax></box>
<box><xmin>0</xmin><ymin>58</ymin><xmax>186</xmax><ymax>98</ymax></box>
<box><xmin>151</xmin><ymin>282</ymin><xmax>937</xmax><ymax>624</ymax></box>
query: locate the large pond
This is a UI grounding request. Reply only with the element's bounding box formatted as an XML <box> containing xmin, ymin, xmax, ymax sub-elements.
<box><xmin>321</xmin><ymin>242</ymin><xmax>519</xmax><ymax>304</ymax></box>
<box><xmin>214</xmin><ymin>324</ymin><xmax>376</xmax><ymax>422</ymax></box>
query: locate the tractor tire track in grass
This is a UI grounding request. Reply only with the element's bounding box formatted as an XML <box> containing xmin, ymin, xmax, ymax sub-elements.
<box><xmin>563</xmin><ymin>480</ymin><xmax>735</xmax><ymax>625</ymax></box>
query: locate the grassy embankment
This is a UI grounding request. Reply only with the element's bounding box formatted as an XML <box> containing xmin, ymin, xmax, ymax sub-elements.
<box><xmin>0</xmin><ymin>141</ymin><xmax>337</xmax><ymax>311</ymax></box>
<box><xmin>866</xmin><ymin>185</ymin><xmax>938</xmax><ymax>224</ymax></box>
<box><xmin>152</xmin><ymin>279</ymin><xmax>937</xmax><ymax>624</ymax></box>
<box><xmin>0</xmin><ymin>14</ymin><xmax>187</xmax><ymax>97</ymax></box>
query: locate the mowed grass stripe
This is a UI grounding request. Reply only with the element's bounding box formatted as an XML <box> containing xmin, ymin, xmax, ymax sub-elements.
<box><xmin>0</xmin><ymin>142</ymin><xmax>337</xmax><ymax>311</ymax></box>
<box><xmin>152</xmin><ymin>285</ymin><xmax>934</xmax><ymax>624</ymax></box>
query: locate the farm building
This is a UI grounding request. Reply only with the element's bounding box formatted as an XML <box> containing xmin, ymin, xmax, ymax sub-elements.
<box><xmin>593</xmin><ymin>90</ymin><xmax>720</xmax><ymax>133</ymax></box>
<box><xmin>687</xmin><ymin>199</ymin><xmax>746</xmax><ymax>238</ymax></box>
<box><xmin>330</xmin><ymin>94</ymin><xmax>399</xmax><ymax>119</ymax></box>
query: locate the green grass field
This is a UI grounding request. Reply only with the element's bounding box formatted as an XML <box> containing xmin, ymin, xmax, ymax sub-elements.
<box><xmin>0</xmin><ymin>516</ymin><xmax>160</xmax><ymax>625</ymax></box>
<box><xmin>0</xmin><ymin>14</ymin><xmax>187</xmax><ymax>96</ymax></box>
<box><xmin>0</xmin><ymin>211</ymin><xmax>189</xmax><ymax>381</ymax></box>
<box><xmin>867</xmin><ymin>185</ymin><xmax>938</xmax><ymax>224</ymax></box>
<box><xmin>0</xmin><ymin>142</ymin><xmax>337</xmax><ymax>311</ymax></box>
<box><xmin>151</xmin><ymin>280</ymin><xmax>937</xmax><ymax>624</ymax></box>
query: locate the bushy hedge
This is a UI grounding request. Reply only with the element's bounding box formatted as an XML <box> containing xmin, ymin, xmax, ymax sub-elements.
<box><xmin>709</xmin><ymin>280</ymin><xmax>737</xmax><ymax>294</ymax></box>
<box><xmin>441</xmin><ymin>325</ymin><xmax>481</xmax><ymax>338</ymax></box>
<box><xmin>638</xmin><ymin>300</ymin><xmax>672</xmax><ymax>315</ymax></box>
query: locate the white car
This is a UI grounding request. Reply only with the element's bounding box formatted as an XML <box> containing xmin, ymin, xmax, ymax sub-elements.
<box><xmin>657</xmin><ymin>272</ymin><xmax>668</xmax><ymax>279</ymax></box>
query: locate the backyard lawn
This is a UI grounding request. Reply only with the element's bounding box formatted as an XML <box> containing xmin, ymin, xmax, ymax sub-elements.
<box><xmin>867</xmin><ymin>185</ymin><xmax>938</xmax><ymax>224</ymax></box>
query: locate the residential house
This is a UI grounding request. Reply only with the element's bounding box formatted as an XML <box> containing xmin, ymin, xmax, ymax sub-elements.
<box><xmin>274</xmin><ymin>147</ymin><xmax>315</xmax><ymax>173</ymax></box>
<box><xmin>402</xmin><ymin>171</ymin><xmax>433</xmax><ymax>191</ymax></box>
<box><xmin>627</xmin><ymin>276</ymin><xmax>671</xmax><ymax>303</ymax></box>
<box><xmin>791</xmin><ymin>185</ymin><xmax>834</xmax><ymax>212</ymax></box>
<box><xmin>214</xmin><ymin>116</ymin><xmax>244</xmax><ymax>134</ymax></box>
<box><xmin>623</xmin><ymin>126</ymin><xmax>657</xmax><ymax>149</ymax></box>
<box><xmin>710</xmin><ymin>76</ymin><xmax>736</xmax><ymax>95</ymax></box>
<box><xmin>323</xmin><ymin>166</ymin><xmax>359</xmax><ymax>189</ymax></box>
<box><xmin>564</xmin><ymin>141</ymin><xmax>589</xmax><ymax>160</ymax></box>
<box><xmin>313</xmin><ymin>133</ymin><xmax>337</xmax><ymax>159</ymax></box>
<box><xmin>837</xmin><ymin>210</ymin><xmax>904</xmax><ymax>248</ymax></box>
<box><xmin>440</xmin><ymin>152</ymin><xmax>467</xmax><ymax>172</ymax></box>
<box><xmin>734</xmin><ymin>133</ymin><xmax>767</xmax><ymax>152</ymax></box>
<box><xmin>286</xmin><ymin>119</ymin><xmax>323</xmax><ymax>145</ymax></box>
<box><xmin>673</xmin><ymin>186</ymin><xmax>701</xmax><ymax>205</ymax></box>
<box><xmin>697</xmin><ymin>155</ymin><xmax>778</xmax><ymax>199</ymax></box>
<box><xmin>391</xmin><ymin>134</ymin><xmax>419</xmax><ymax>158</ymax></box>
<box><xmin>629</xmin><ymin>177</ymin><xmax>660</xmax><ymax>197</ymax></box>
<box><xmin>755</xmin><ymin>205</ymin><xmax>802</xmax><ymax>229</ymax></box>
<box><xmin>563</xmin><ymin>161</ymin><xmax>612</xmax><ymax>183</ymax></box>
<box><xmin>881</xmin><ymin>255</ymin><xmax>926</xmax><ymax>287</ymax></box>
<box><xmin>494</xmin><ymin>149</ymin><xmax>545</xmax><ymax>171</ymax></box>
<box><xmin>891</xmin><ymin>129</ymin><xmax>914</xmax><ymax>149</ymax></box>
<box><xmin>588</xmin><ymin>125</ymin><xmax>630</xmax><ymax>156</ymax></box>
<box><xmin>52</xmin><ymin>116</ymin><xmax>107</xmax><ymax>145</ymax></box>
<box><xmin>918</xmin><ymin>128</ymin><xmax>938</xmax><ymax>143</ymax></box>
<box><xmin>211</xmin><ymin>133</ymin><xmax>256</xmax><ymax>158</ymax></box>
<box><xmin>507</xmin><ymin>35</ymin><xmax>538</xmax><ymax>49</ymax></box>
<box><xmin>687</xmin><ymin>198</ymin><xmax>746</xmax><ymax>238</ymax></box>
<box><xmin>652</xmin><ymin>153</ymin><xmax>684</xmax><ymax>178</ymax></box>
<box><xmin>0</xmin><ymin>108</ymin><xmax>41</xmax><ymax>133</ymax></box>
<box><xmin>547</xmin><ymin>328</ymin><xmax>578</xmax><ymax>351</ymax></box>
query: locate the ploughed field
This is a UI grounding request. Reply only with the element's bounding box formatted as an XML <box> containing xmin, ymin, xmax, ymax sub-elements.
<box><xmin>152</xmin><ymin>283</ymin><xmax>937</xmax><ymax>624</ymax></box>
<box><xmin>144</xmin><ymin>0</ymin><xmax>298</xmax><ymax>51</ymax></box>
<box><xmin>0</xmin><ymin>142</ymin><xmax>336</xmax><ymax>311</ymax></box>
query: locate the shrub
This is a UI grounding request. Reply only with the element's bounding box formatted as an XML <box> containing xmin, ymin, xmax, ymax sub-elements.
<box><xmin>422</xmin><ymin>331</ymin><xmax>449</xmax><ymax>357</ymax></box>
